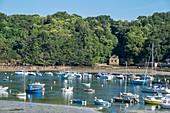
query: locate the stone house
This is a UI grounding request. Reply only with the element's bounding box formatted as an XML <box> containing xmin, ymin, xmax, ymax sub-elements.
<box><xmin>108</xmin><ymin>55</ymin><xmax>119</xmax><ymax>66</ymax></box>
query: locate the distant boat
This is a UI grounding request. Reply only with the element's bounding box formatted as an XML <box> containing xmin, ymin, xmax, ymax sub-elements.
<box><xmin>70</xmin><ymin>99</ymin><xmax>87</xmax><ymax>105</ymax></box>
<box><xmin>74</xmin><ymin>73</ymin><xmax>82</xmax><ymax>78</ymax></box>
<box><xmin>35</xmin><ymin>71</ymin><xmax>42</xmax><ymax>76</ymax></box>
<box><xmin>28</xmin><ymin>72</ymin><xmax>36</xmax><ymax>76</ymax></box>
<box><xmin>61</xmin><ymin>87</ymin><xmax>73</xmax><ymax>92</ymax></box>
<box><xmin>14</xmin><ymin>70</ymin><xmax>28</xmax><ymax>76</ymax></box>
<box><xmin>94</xmin><ymin>97</ymin><xmax>111</xmax><ymax>106</ymax></box>
<box><xmin>130</xmin><ymin>79</ymin><xmax>148</xmax><ymax>85</ymax></box>
<box><xmin>99</xmin><ymin>73</ymin><xmax>113</xmax><ymax>80</ymax></box>
<box><xmin>82</xmin><ymin>73</ymin><xmax>92</xmax><ymax>78</ymax></box>
<box><xmin>142</xmin><ymin>85</ymin><xmax>170</xmax><ymax>94</ymax></box>
<box><xmin>83</xmin><ymin>88</ymin><xmax>95</xmax><ymax>92</ymax></box>
<box><xmin>82</xmin><ymin>83</ymin><xmax>91</xmax><ymax>87</ymax></box>
<box><xmin>44</xmin><ymin>72</ymin><xmax>53</xmax><ymax>76</ymax></box>
<box><xmin>116</xmin><ymin>74</ymin><xmax>124</xmax><ymax>80</ymax></box>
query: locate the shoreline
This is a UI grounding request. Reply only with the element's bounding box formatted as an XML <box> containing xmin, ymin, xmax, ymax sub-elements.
<box><xmin>0</xmin><ymin>65</ymin><xmax>170</xmax><ymax>76</ymax></box>
<box><xmin>0</xmin><ymin>100</ymin><xmax>100</xmax><ymax>113</ymax></box>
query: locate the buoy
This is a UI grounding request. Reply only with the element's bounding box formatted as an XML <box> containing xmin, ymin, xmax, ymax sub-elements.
<box><xmin>54</xmin><ymin>81</ymin><xmax>56</xmax><ymax>84</ymax></box>
<box><xmin>101</xmin><ymin>85</ymin><xmax>103</xmax><ymax>87</ymax></box>
<box><xmin>51</xmin><ymin>86</ymin><xmax>53</xmax><ymax>90</ymax></box>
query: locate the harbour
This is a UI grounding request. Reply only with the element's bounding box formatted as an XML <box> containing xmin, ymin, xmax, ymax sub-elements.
<box><xmin>0</xmin><ymin>68</ymin><xmax>170</xmax><ymax>113</ymax></box>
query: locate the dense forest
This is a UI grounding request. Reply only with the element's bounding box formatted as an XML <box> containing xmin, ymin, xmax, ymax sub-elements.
<box><xmin>0</xmin><ymin>11</ymin><xmax>170</xmax><ymax>66</ymax></box>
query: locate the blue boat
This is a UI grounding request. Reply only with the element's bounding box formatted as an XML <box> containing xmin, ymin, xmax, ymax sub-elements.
<box><xmin>26</xmin><ymin>86</ymin><xmax>43</xmax><ymax>94</ymax></box>
<box><xmin>130</xmin><ymin>79</ymin><xmax>149</xmax><ymax>85</ymax></box>
<box><xmin>70</xmin><ymin>99</ymin><xmax>87</xmax><ymax>105</ymax></box>
<box><xmin>94</xmin><ymin>97</ymin><xmax>111</xmax><ymax>106</ymax></box>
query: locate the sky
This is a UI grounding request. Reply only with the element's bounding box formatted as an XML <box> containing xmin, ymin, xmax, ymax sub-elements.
<box><xmin>0</xmin><ymin>0</ymin><xmax>170</xmax><ymax>21</ymax></box>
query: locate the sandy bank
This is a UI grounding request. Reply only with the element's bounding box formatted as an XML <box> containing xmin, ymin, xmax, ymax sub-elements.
<box><xmin>0</xmin><ymin>100</ymin><xmax>100</xmax><ymax>113</ymax></box>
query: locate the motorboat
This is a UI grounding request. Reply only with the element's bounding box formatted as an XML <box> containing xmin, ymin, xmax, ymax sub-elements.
<box><xmin>113</xmin><ymin>92</ymin><xmax>139</xmax><ymax>103</ymax></box>
<box><xmin>116</xmin><ymin>74</ymin><xmax>124</xmax><ymax>80</ymax></box>
<box><xmin>14</xmin><ymin>70</ymin><xmax>28</xmax><ymax>76</ymax></box>
<box><xmin>82</xmin><ymin>83</ymin><xmax>91</xmax><ymax>87</ymax></box>
<box><xmin>130</xmin><ymin>79</ymin><xmax>148</xmax><ymax>85</ymax></box>
<box><xmin>99</xmin><ymin>73</ymin><xmax>113</xmax><ymax>80</ymax></box>
<box><xmin>70</xmin><ymin>99</ymin><xmax>87</xmax><ymax>105</ymax></box>
<box><xmin>61</xmin><ymin>87</ymin><xmax>73</xmax><ymax>92</ymax></box>
<box><xmin>94</xmin><ymin>97</ymin><xmax>111</xmax><ymax>106</ymax></box>
<box><xmin>83</xmin><ymin>88</ymin><xmax>95</xmax><ymax>92</ymax></box>
<box><xmin>142</xmin><ymin>85</ymin><xmax>170</xmax><ymax>94</ymax></box>
<box><xmin>44</xmin><ymin>72</ymin><xmax>53</xmax><ymax>76</ymax></box>
<box><xmin>144</xmin><ymin>96</ymin><xmax>164</xmax><ymax>105</ymax></box>
<box><xmin>82</xmin><ymin>72</ymin><xmax>92</xmax><ymax>78</ymax></box>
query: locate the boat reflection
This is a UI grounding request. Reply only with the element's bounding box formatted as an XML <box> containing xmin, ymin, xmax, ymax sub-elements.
<box><xmin>62</xmin><ymin>91</ymin><xmax>73</xmax><ymax>102</ymax></box>
<box><xmin>0</xmin><ymin>91</ymin><xmax>8</xmax><ymax>98</ymax></box>
<box><xmin>28</xmin><ymin>93</ymin><xmax>44</xmax><ymax>102</ymax></box>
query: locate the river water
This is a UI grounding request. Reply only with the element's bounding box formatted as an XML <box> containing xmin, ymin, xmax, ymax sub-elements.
<box><xmin>0</xmin><ymin>71</ymin><xmax>170</xmax><ymax>113</ymax></box>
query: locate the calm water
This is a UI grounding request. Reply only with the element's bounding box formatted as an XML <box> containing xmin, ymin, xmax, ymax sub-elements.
<box><xmin>0</xmin><ymin>71</ymin><xmax>170</xmax><ymax>113</ymax></box>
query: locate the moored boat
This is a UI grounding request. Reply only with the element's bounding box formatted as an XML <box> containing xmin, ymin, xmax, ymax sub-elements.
<box><xmin>83</xmin><ymin>88</ymin><xmax>95</xmax><ymax>92</ymax></box>
<box><xmin>159</xmin><ymin>100</ymin><xmax>170</xmax><ymax>109</ymax></box>
<box><xmin>70</xmin><ymin>99</ymin><xmax>87</xmax><ymax>105</ymax></box>
<box><xmin>14</xmin><ymin>70</ymin><xmax>28</xmax><ymax>76</ymax></box>
<box><xmin>26</xmin><ymin>86</ymin><xmax>43</xmax><ymax>94</ymax></box>
<box><xmin>144</xmin><ymin>97</ymin><xmax>164</xmax><ymax>105</ymax></box>
<box><xmin>94</xmin><ymin>97</ymin><xmax>111</xmax><ymax>106</ymax></box>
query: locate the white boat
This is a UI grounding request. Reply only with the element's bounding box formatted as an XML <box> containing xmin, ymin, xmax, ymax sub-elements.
<box><xmin>82</xmin><ymin>72</ymin><xmax>92</xmax><ymax>78</ymax></box>
<box><xmin>75</xmin><ymin>73</ymin><xmax>82</xmax><ymax>78</ymax></box>
<box><xmin>28</xmin><ymin>72</ymin><xmax>36</xmax><ymax>76</ymax></box>
<box><xmin>61</xmin><ymin>87</ymin><xmax>73</xmax><ymax>92</ymax></box>
<box><xmin>116</xmin><ymin>74</ymin><xmax>124</xmax><ymax>80</ymax></box>
<box><xmin>82</xmin><ymin>83</ymin><xmax>91</xmax><ymax>87</ymax></box>
<box><xmin>83</xmin><ymin>88</ymin><xmax>95</xmax><ymax>92</ymax></box>
<box><xmin>159</xmin><ymin>100</ymin><xmax>170</xmax><ymax>109</ymax></box>
<box><xmin>0</xmin><ymin>86</ymin><xmax>8</xmax><ymax>91</ymax></box>
<box><xmin>44</xmin><ymin>72</ymin><xmax>53</xmax><ymax>76</ymax></box>
<box><xmin>14</xmin><ymin>70</ymin><xmax>28</xmax><ymax>76</ymax></box>
<box><xmin>99</xmin><ymin>73</ymin><xmax>113</xmax><ymax>80</ymax></box>
<box><xmin>142</xmin><ymin>85</ymin><xmax>170</xmax><ymax>94</ymax></box>
<box><xmin>13</xmin><ymin>92</ymin><xmax>26</xmax><ymax>96</ymax></box>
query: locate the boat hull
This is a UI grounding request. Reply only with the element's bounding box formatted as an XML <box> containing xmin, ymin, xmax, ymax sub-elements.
<box><xmin>160</xmin><ymin>103</ymin><xmax>170</xmax><ymax>109</ymax></box>
<box><xmin>144</xmin><ymin>99</ymin><xmax>163</xmax><ymax>105</ymax></box>
<box><xmin>26</xmin><ymin>88</ymin><xmax>43</xmax><ymax>94</ymax></box>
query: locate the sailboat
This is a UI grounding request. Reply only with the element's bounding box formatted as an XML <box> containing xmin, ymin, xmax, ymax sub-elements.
<box><xmin>13</xmin><ymin>76</ymin><xmax>26</xmax><ymax>96</ymax></box>
<box><xmin>142</xmin><ymin>43</ymin><xmax>170</xmax><ymax>94</ymax></box>
<box><xmin>113</xmin><ymin>61</ymin><xmax>139</xmax><ymax>103</ymax></box>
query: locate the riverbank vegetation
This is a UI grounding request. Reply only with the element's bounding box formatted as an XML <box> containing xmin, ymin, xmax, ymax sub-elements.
<box><xmin>0</xmin><ymin>11</ymin><xmax>170</xmax><ymax>66</ymax></box>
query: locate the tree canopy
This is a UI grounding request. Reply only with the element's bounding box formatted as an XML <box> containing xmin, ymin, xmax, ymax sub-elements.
<box><xmin>0</xmin><ymin>11</ymin><xmax>170</xmax><ymax>66</ymax></box>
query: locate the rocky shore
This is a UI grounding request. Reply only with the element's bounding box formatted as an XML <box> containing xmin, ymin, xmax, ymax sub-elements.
<box><xmin>0</xmin><ymin>100</ymin><xmax>100</xmax><ymax>113</ymax></box>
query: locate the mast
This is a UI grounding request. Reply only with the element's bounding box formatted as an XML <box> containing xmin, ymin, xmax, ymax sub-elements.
<box><xmin>125</xmin><ymin>61</ymin><xmax>127</xmax><ymax>93</ymax></box>
<box><xmin>151</xmin><ymin>42</ymin><xmax>154</xmax><ymax>77</ymax></box>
